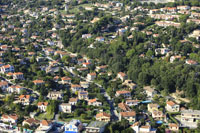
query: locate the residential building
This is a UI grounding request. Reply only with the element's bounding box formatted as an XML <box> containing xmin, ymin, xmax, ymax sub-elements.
<box><xmin>181</xmin><ymin>109</ymin><xmax>200</xmax><ymax>128</ymax></box>
<box><xmin>167</xmin><ymin>123</ymin><xmax>179</xmax><ymax>132</ymax></box>
<box><xmin>18</xmin><ymin>95</ymin><xmax>32</xmax><ymax>105</ymax></box>
<box><xmin>144</xmin><ymin>86</ymin><xmax>157</xmax><ymax>98</ymax></box>
<box><xmin>78</xmin><ymin>91</ymin><xmax>88</xmax><ymax>100</ymax></box>
<box><xmin>117</xmin><ymin>72</ymin><xmax>128</xmax><ymax>81</ymax></box>
<box><xmin>61</xmin><ymin>76</ymin><xmax>71</xmax><ymax>84</ymax></box>
<box><xmin>148</xmin><ymin>103</ymin><xmax>159</xmax><ymax>113</ymax></box>
<box><xmin>64</xmin><ymin>119</ymin><xmax>83</xmax><ymax>133</ymax></box>
<box><xmin>166</xmin><ymin>101</ymin><xmax>180</xmax><ymax>112</ymax></box>
<box><xmin>125</xmin><ymin>100</ymin><xmax>139</xmax><ymax>106</ymax></box>
<box><xmin>95</xmin><ymin>65</ymin><xmax>107</xmax><ymax>72</ymax></box>
<box><xmin>0</xmin><ymin>81</ymin><xmax>9</xmax><ymax>91</ymax></box>
<box><xmin>115</xmin><ymin>90</ymin><xmax>131</xmax><ymax>98</ymax></box>
<box><xmin>87</xmin><ymin>73</ymin><xmax>96</xmax><ymax>81</ymax></box>
<box><xmin>1</xmin><ymin>64</ymin><xmax>14</xmax><ymax>74</ymax></box>
<box><xmin>80</xmin><ymin>81</ymin><xmax>90</xmax><ymax>88</ymax></box>
<box><xmin>85</xmin><ymin>121</ymin><xmax>107</xmax><ymax>133</ymax></box>
<box><xmin>119</xmin><ymin>111</ymin><xmax>136</xmax><ymax>123</ymax></box>
<box><xmin>47</xmin><ymin>91</ymin><xmax>63</xmax><ymax>100</ymax></box>
<box><xmin>131</xmin><ymin>122</ymin><xmax>157</xmax><ymax>133</ymax></box>
<box><xmin>33</xmin><ymin>79</ymin><xmax>45</xmax><ymax>85</ymax></box>
<box><xmin>71</xmin><ymin>84</ymin><xmax>82</xmax><ymax>93</ymax></box>
<box><xmin>13</xmin><ymin>72</ymin><xmax>24</xmax><ymax>80</ymax></box>
<box><xmin>59</xmin><ymin>103</ymin><xmax>72</xmax><ymax>113</ymax></box>
<box><xmin>152</xmin><ymin>110</ymin><xmax>166</xmax><ymax>121</ymax></box>
<box><xmin>36</xmin><ymin>120</ymin><xmax>53</xmax><ymax>133</ymax></box>
<box><xmin>88</xmin><ymin>98</ymin><xmax>102</xmax><ymax>106</ymax></box>
<box><xmin>118</xmin><ymin>102</ymin><xmax>131</xmax><ymax>112</ymax></box>
<box><xmin>7</xmin><ymin>85</ymin><xmax>24</xmax><ymax>94</ymax></box>
<box><xmin>1</xmin><ymin>114</ymin><xmax>18</xmax><ymax>124</ymax></box>
<box><xmin>96</xmin><ymin>112</ymin><xmax>110</xmax><ymax>122</ymax></box>
<box><xmin>37</xmin><ymin>102</ymin><xmax>48</xmax><ymax>112</ymax></box>
<box><xmin>122</xmin><ymin>80</ymin><xmax>137</xmax><ymax>90</ymax></box>
<box><xmin>69</xmin><ymin>97</ymin><xmax>79</xmax><ymax>105</ymax></box>
<box><xmin>22</xmin><ymin>118</ymin><xmax>40</xmax><ymax>127</ymax></box>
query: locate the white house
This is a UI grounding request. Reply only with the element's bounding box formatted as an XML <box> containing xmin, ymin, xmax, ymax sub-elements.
<box><xmin>1</xmin><ymin>114</ymin><xmax>18</xmax><ymax>124</ymax></box>
<box><xmin>64</xmin><ymin>119</ymin><xmax>83</xmax><ymax>133</ymax></box>
<box><xmin>37</xmin><ymin>102</ymin><xmax>48</xmax><ymax>112</ymax></box>
<box><xmin>1</xmin><ymin>64</ymin><xmax>14</xmax><ymax>74</ymax></box>
<box><xmin>87</xmin><ymin>73</ymin><xmax>96</xmax><ymax>81</ymax></box>
<box><xmin>59</xmin><ymin>103</ymin><xmax>72</xmax><ymax>113</ymax></box>
<box><xmin>0</xmin><ymin>81</ymin><xmax>9</xmax><ymax>91</ymax></box>
<box><xmin>166</xmin><ymin>101</ymin><xmax>180</xmax><ymax>112</ymax></box>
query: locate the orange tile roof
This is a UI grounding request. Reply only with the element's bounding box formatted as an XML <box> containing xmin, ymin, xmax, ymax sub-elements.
<box><xmin>96</xmin><ymin>112</ymin><xmax>110</xmax><ymax>118</ymax></box>
<box><xmin>33</xmin><ymin>80</ymin><xmax>44</xmax><ymax>84</ymax></box>
<box><xmin>37</xmin><ymin>102</ymin><xmax>48</xmax><ymax>106</ymax></box>
<box><xmin>118</xmin><ymin>102</ymin><xmax>131</xmax><ymax>112</ymax></box>
<box><xmin>0</xmin><ymin>81</ymin><xmax>8</xmax><ymax>86</ymax></box>
<box><xmin>120</xmin><ymin>111</ymin><xmax>136</xmax><ymax>117</ymax></box>
<box><xmin>19</xmin><ymin>95</ymin><xmax>30</xmax><ymax>99</ymax></box>
<box><xmin>41</xmin><ymin>120</ymin><xmax>51</xmax><ymax>126</ymax></box>
<box><xmin>88</xmin><ymin>98</ymin><xmax>97</xmax><ymax>103</ymax></box>
<box><xmin>116</xmin><ymin>90</ymin><xmax>130</xmax><ymax>94</ymax></box>
<box><xmin>167</xmin><ymin>101</ymin><xmax>176</xmax><ymax>106</ymax></box>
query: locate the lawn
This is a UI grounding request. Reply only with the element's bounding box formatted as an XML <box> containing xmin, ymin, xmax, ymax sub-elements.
<box><xmin>35</xmin><ymin>112</ymin><xmax>55</xmax><ymax>120</ymax></box>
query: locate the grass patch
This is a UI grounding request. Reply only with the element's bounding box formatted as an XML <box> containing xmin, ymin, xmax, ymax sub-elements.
<box><xmin>35</xmin><ymin>112</ymin><xmax>54</xmax><ymax>120</ymax></box>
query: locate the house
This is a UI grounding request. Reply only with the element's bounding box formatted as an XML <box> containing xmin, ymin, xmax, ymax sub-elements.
<box><xmin>82</xmin><ymin>34</ymin><xmax>92</xmax><ymax>39</ymax></box>
<box><xmin>0</xmin><ymin>81</ymin><xmax>9</xmax><ymax>91</ymax></box>
<box><xmin>33</xmin><ymin>80</ymin><xmax>45</xmax><ymax>85</ymax></box>
<box><xmin>59</xmin><ymin>103</ymin><xmax>72</xmax><ymax>113</ymax></box>
<box><xmin>177</xmin><ymin>6</ymin><xmax>190</xmax><ymax>10</ymax></box>
<box><xmin>87</xmin><ymin>73</ymin><xmax>96</xmax><ymax>81</ymax></box>
<box><xmin>166</xmin><ymin>101</ymin><xmax>180</xmax><ymax>112</ymax></box>
<box><xmin>132</xmin><ymin>122</ymin><xmax>157</xmax><ymax>133</ymax></box>
<box><xmin>78</xmin><ymin>91</ymin><xmax>88</xmax><ymax>100</ymax></box>
<box><xmin>122</xmin><ymin>80</ymin><xmax>137</xmax><ymax>90</ymax></box>
<box><xmin>19</xmin><ymin>95</ymin><xmax>32</xmax><ymax>105</ymax></box>
<box><xmin>47</xmin><ymin>91</ymin><xmax>63</xmax><ymax>100</ymax></box>
<box><xmin>96</xmin><ymin>37</ymin><xmax>105</xmax><ymax>42</ymax></box>
<box><xmin>82</xmin><ymin>62</ymin><xmax>91</xmax><ymax>67</ymax></box>
<box><xmin>71</xmin><ymin>84</ymin><xmax>82</xmax><ymax>93</ymax></box>
<box><xmin>13</xmin><ymin>72</ymin><xmax>24</xmax><ymax>80</ymax></box>
<box><xmin>181</xmin><ymin>109</ymin><xmax>200</xmax><ymax>128</ymax></box>
<box><xmin>148</xmin><ymin>103</ymin><xmax>159</xmax><ymax>113</ymax></box>
<box><xmin>143</xmin><ymin>86</ymin><xmax>157</xmax><ymax>99</ymax></box>
<box><xmin>170</xmin><ymin>55</ymin><xmax>181</xmax><ymax>63</ymax></box>
<box><xmin>126</xmin><ymin>100</ymin><xmax>139</xmax><ymax>106</ymax></box>
<box><xmin>1</xmin><ymin>114</ymin><xmax>18</xmax><ymax>124</ymax></box>
<box><xmin>85</xmin><ymin>121</ymin><xmax>107</xmax><ymax>133</ymax></box>
<box><xmin>167</xmin><ymin>123</ymin><xmax>179</xmax><ymax>132</ymax></box>
<box><xmin>185</xmin><ymin>59</ymin><xmax>198</xmax><ymax>65</ymax></box>
<box><xmin>36</xmin><ymin>120</ymin><xmax>53</xmax><ymax>133</ymax></box>
<box><xmin>7</xmin><ymin>85</ymin><xmax>24</xmax><ymax>94</ymax></box>
<box><xmin>152</xmin><ymin>110</ymin><xmax>166</xmax><ymax>121</ymax></box>
<box><xmin>118</xmin><ymin>102</ymin><xmax>131</xmax><ymax>112</ymax></box>
<box><xmin>96</xmin><ymin>112</ymin><xmax>110</xmax><ymax>122</ymax></box>
<box><xmin>64</xmin><ymin>119</ymin><xmax>83</xmax><ymax>133</ymax></box>
<box><xmin>69</xmin><ymin>97</ymin><xmax>79</xmax><ymax>105</ymax></box>
<box><xmin>37</xmin><ymin>102</ymin><xmax>48</xmax><ymax>112</ymax></box>
<box><xmin>1</xmin><ymin>64</ymin><xmax>14</xmax><ymax>74</ymax></box>
<box><xmin>115</xmin><ymin>90</ymin><xmax>131</xmax><ymax>98</ymax></box>
<box><xmin>61</xmin><ymin>77</ymin><xmax>72</xmax><ymax>84</ymax></box>
<box><xmin>22</xmin><ymin>118</ymin><xmax>40</xmax><ymax>127</ymax></box>
<box><xmin>88</xmin><ymin>98</ymin><xmax>102</xmax><ymax>106</ymax></box>
<box><xmin>117</xmin><ymin>72</ymin><xmax>128</xmax><ymax>81</ymax></box>
<box><xmin>80</xmin><ymin>81</ymin><xmax>90</xmax><ymax>88</ymax></box>
<box><xmin>95</xmin><ymin>65</ymin><xmax>107</xmax><ymax>72</ymax></box>
<box><xmin>119</xmin><ymin>111</ymin><xmax>136</xmax><ymax>123</ymax></box>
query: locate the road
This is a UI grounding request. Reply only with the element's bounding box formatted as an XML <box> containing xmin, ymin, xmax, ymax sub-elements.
<box><xmin>43</xmin><ymin>48</ymin><xmax>119</xmax><ymax>121</ymax></box>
